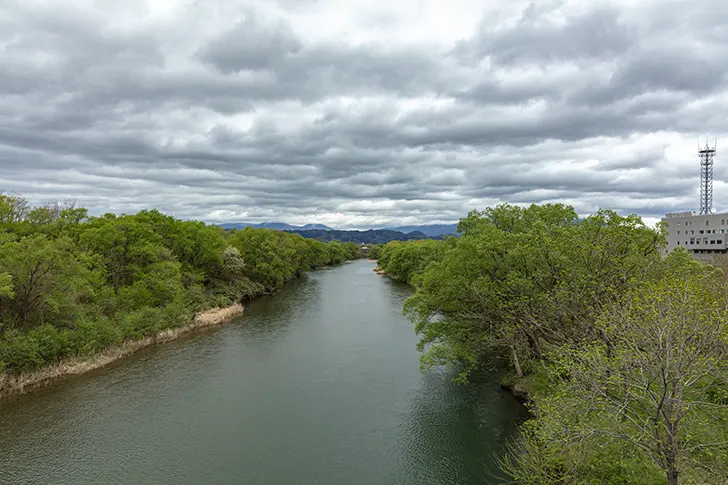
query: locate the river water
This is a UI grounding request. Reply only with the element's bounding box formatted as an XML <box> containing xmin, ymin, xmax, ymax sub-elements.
<box><xmin>0</xmin><ymin>260</ymin><xmax>528</xmax><ymax>485</ymax></box>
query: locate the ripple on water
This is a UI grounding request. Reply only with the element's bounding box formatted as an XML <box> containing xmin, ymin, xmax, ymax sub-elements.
<box><xmin>0</xmin><ymin>261</ymin><xmax>527</xmax><ymax>485</ymax></box>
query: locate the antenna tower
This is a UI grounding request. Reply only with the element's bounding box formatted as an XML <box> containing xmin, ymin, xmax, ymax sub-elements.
<box><xmin>699</xmin><ymin>137</ymin><xmax>717</xmax><ymax>214</ymax></box>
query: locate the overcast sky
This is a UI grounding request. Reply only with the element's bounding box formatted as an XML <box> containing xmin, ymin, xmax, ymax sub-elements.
<box><xmin>2</xmin><ymin>0</ymin><xmax>727</xmax><ymax>228</ymax></box>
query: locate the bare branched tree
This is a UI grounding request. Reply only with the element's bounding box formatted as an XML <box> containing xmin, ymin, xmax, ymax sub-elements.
<box><xmin>559</xmin><ymin>274</ymin><xmax>728</xmax><ymax>485</ymax></box>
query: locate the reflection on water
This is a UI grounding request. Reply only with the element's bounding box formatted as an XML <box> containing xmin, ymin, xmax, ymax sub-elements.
<box><xmin>402</xmin><ymin>369</ymin><xmax>530</xmax><ymax>485</ymax></box>
<box><xmin>0</xmin><ymin>260</ymin><xmax>526</xmax><ymax>485</ymax></box>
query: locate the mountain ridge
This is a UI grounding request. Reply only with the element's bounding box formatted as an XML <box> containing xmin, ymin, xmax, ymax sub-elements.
<box><xmin>216</xmin><ymin>222</ymin><xmax>459</xmax><ymax>236</ymax></box>
<box><xmin>382</xmin><ymin>223</ymin><xmax>459</xmax><ymax>237</ymax></box>
<box><xmin>288</xmin><ymin>229</ymin><xmax>436</xmax><ymax>244</ymax></box>
<box><xmin>217</xmin><ymin>222</ymin><xmax>334</xmax><ymax>231</ymax></box>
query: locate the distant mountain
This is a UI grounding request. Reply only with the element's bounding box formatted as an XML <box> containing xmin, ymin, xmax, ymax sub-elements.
<box><xmin>384</xmin><ymin>224</ymin><xmax>459</xmax><ymax>237</ymax></box>
<box><xmin>217</xmin><ymin>222</ymin><xmax>333</xmax><ymax>231</ymax></box>
<box><xmin>289</xmin><ymin>229</ymin><xmax>433</xmax><ymax>244</ymax></box>
<box><xmin>216</xmin><ymin>221</ymin><xmax>458</xmax><ymax>239</ymax></box>
<box><xmin>299</xmin><ymin>224</ymin><xmax>333</xmax><ymax>231</ymax></box>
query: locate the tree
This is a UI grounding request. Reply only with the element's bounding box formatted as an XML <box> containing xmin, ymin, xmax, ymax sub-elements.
<box><xmin>0</xmin><ymin>195</ymin><xmax>357</xmax><ymax>378</ymax></box>
<box><xmin>402</xmin><ymin>205</ymin><xmax>664</xmax><ymax>382</ymax></box>
<box><xmin>529</xmin><ymin>272</ymin><xmax>728</xmax><ymax>485</ymax></box>
<box><xmin>0</xmin><ymin>272</ymin><xmax>13</xmax><ymax>298</ymax></box>
<box><xmin>0</xmin><ymin>234</ymin><xmax>102</xmax><ymax>329</ymax></box>
<box><xmin>0</xmin><ymin>193</ymin><xmax>30</xmax><ymax>225</ymax></box>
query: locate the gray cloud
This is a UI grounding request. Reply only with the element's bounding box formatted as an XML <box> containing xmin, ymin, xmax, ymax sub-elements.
<box><xmin>199</xmin><ymin>12</ymin><xmax>303</xmax><ymax>73</ymax></box>
<box><xmin>1</xmin><ymin>0</ymin><xmax>727</xmax><ymax>228</ymax></box>
<box><xmin>452</xmin><ymin>4</ymin><xmax>636</xmax><ymax>66</ymax></box>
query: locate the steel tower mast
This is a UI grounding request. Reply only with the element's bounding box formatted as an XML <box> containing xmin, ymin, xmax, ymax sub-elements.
<box><xmin>699</xmin><ymin>137</ymin><xmax>717</xmax><ymax>214</ymax></box>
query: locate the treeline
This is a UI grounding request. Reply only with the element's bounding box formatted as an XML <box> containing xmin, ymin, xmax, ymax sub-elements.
<box><xmin>0</xmin><ymin>194</ymin><xmax>359</xmax><ymax>375</ymax></box>
<box><xmin>375</xmin><ymin>204</ymin><xmax>728</xmax><ymax>485</ymax></box>
<box><xmin>287</xmin><ymin>228</ymin><xmax>435</xmax><ymax>244</ymax></box>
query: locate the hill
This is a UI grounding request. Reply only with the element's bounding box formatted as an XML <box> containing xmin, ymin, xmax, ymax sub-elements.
<box><xmin>289</xmin><ymin>229</ymin><xmax>433</xmax><ymax>244</ymax></box>
<box><xmin>384</xmin><ymin>224</ymin><xmax>459</xmax><ymax>237</ymax></box>
<box><xmin>218</xmin><ymin>222</ymin><xmax>333</xmax><ymax>231</ymax></box>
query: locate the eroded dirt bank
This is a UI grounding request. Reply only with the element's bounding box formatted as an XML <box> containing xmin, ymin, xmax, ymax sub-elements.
<box><xmin>0</xmin><ymin>303</ymin><xmax>244</xmax><ymax>400</ymax></box>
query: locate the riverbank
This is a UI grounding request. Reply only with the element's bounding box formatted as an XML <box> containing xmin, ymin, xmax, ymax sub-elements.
<box><xmin>0</xmin><ymin>259</ymin><xmax>528</xmax><ymax>485</ymax></box>
<box><xmin>0</xmin><ymin>303</ymin><xmax>244</xmax><ymax>400</ymax></box>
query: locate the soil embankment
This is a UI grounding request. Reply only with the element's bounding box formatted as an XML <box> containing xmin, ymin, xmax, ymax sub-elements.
<box><xmin>0</xmin><ymin>303</ymin><xmax>244</xmax><ymax>400</ymax></box>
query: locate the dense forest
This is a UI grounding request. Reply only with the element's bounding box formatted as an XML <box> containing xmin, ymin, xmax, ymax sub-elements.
<box><xmin>375</xmin><ymin>204</ymin><xmax>728</xmax><ymax>485</ymax></box>
<box><xmin>0</xmin><ymin>194</ymin><xmax>359</xmax><ymax>376</ymax></box>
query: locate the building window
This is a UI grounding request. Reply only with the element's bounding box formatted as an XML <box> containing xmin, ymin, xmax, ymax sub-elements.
<box><xmin>706</xmin><ymin>220</ymin><xmax>710</xmax><ymax>226</ymax></box>
<box><xmin>677</xmin><ymin>222</ymin><xmax>681</xmax><ymax>226</ymax></box>
<box><xmin>700</xmin><ymin>230</ymin><xmax>704</xmax><ymax>234</ymax></box>
<box><xmin>678</xmin><ymin>231</ymin><xmax>680</xmax><ymax>235</ymax></box>
<box><xmin>690</xmin><ymin>238</ymin><xmax>695</xmax><ymax>244</ymax></box>
<box><xmin>677</xmin><ymin>241</ymin><xmax>680</xmax><ymax>245</ymax></box>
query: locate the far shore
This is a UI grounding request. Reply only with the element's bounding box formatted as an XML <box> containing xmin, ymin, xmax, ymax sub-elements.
<box><xmin>0</xmin><ymin>303</ymin><xmax>244</xmax><ymax>400</ymax></box>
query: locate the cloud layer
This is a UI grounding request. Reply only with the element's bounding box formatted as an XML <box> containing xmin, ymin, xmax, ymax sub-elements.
<box><xmin>2</xmin><ymin>0</ymin><xmax>728</xmax><ymax>228</ymax></box>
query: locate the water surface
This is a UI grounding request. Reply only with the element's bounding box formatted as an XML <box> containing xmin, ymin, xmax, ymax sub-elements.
<box><xmin>0</xmin><ymin>260</ymin><xmax>528</xmax><ymax>484</ymax></box>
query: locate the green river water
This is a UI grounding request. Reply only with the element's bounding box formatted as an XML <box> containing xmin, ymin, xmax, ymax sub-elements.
<box><xmin>0</xmin><ymin>260</ymin><xmax>528</xmax><ymax>485</ymax></box>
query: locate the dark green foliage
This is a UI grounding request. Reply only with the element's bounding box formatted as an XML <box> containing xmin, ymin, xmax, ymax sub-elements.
<box><xmin>0</xmin><ymin>194</ymin><xmax>359</xmax><ymax>374</ymax></box>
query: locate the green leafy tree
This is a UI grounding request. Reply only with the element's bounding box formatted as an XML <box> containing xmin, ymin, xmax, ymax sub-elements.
<box><xmin>506</xmin><ymin>269</ymin><xmax>728</xmax><ymax>484</ymax></box>
<box><xmin>0</xmin><ymin>271</ymin><xmax>12</xmax><ymax>295</ymax></box>
<box><xmin>0</xmin><ymin>234</ymin><xmax>102</xmax><ymax>329</ymax></box>
<box><xmin>402</xmin><ymin>204</ymin><xmax>664</xmax><ymax>381</ymax></box>
<box><xmin>559</xmin><ymin>273</ymin><xmax>727</xmax><ymax>484</ymax></box>
<box><xmin>0</xmin><ymin>193</ymin><xmax>30</xmax><ymax>225</ymax></box>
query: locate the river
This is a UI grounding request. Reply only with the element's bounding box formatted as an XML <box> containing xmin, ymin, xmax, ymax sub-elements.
<box><xmin>0</xmin><ymin>260</ymin><xmax>528</xmax><ymax>485</ymax></box>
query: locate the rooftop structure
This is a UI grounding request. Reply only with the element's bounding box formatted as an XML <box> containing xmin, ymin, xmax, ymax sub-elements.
<box><xmin>662</xmin><ymin>211</ymin><xmax>728</xmax><ymax>261</ymax></box>
<box><xmin>663</xmin><ymin>138</ymin><xmax>722</xmax><ymax>261</ymax></box>
<box><xmin>699</xmin><ymin>139</ymin><xmax>717</xmax><ymax>215</ymax></box>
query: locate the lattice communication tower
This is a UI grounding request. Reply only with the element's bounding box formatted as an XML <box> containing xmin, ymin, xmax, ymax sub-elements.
<box><xmin>699</xmin><ymin>137</ymin><xmax>717</xmax><ymax>215</ymax></box>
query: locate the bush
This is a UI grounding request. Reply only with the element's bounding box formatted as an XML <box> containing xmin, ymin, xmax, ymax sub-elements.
<box><xmin>69</xmin><ymin>316</ymin><xmax>122</xmax><ymax>356</ymax></box>
<box><xmin>0</xmin><ymin>329</ymin><xmax>45</xmax><ymax>372</ymax></box>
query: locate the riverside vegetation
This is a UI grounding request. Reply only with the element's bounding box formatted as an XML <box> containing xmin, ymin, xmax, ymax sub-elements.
<box><xmin>374</xmin><ymin>204</ymin><xmax>728</xmax><ymax>485</ymax></box>
<box><xmin>0</xmin><ymin>194</ymin><xmax>359</xmax><ymax>394</ymax></box>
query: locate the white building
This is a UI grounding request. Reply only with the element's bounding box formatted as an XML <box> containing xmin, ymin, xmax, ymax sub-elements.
<box><xmin>662</xmin><ymin>211</ymin><xmax>728</xmax><ymax>260</ymax></box>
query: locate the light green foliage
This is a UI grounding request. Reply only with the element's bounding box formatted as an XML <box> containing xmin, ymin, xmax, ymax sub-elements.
<box><xmin>326</xmin><ymin>241</ymin><xmax>359</xmax><ymax>265</ymax></box>
<box><xmin>228</xmin><ymin>228</ymin><xmax>306</xmax><ymax>291</ymax></box>
<box><xmin>500</xmin><ymin>420</ymin><xmax>666</xmax><ymax>485</ymax></box>
<box><xmin>538</xmin><ymin>273</ymin><xmax>728</xmax><ymax>484</ymax></box>
<box><xmin>0</xmin><ymin>234</ymin><xmax>102</xmax><ymax>328</ymax></box>
<box><xmin>0</xmin><ymin>194</ymin><xmax>30</xmax><ymax>225</ymax></box>
<box><xmin>505</xmin><ymin>271</ymin><xmax>728</xmax><ymax>484</ymax></box>
<box><xmin>0</xmin><ymin>272</ymin><xmax>13</xmax><ymax>299</ymax></box>
<box><xmin>382</xmin><ymin>202</ymin><xmax>727</xmax><ymax>482</ymax></box>
<box><xmin>375</xmin><ymin>239</ymin><xmax>449</xmax><ymax>285</ymax></box>
<box><xmin>367</xmin><ymin>244</ymin><xmax>383</xmax><ymax>259</ymax></box>
<box><xmin>228</xmin><ymin>229</ymin><xmax>358</xmax><ymax>291</ymax></box>
<box><xmin>398</xmin><ymin>204</ymin><xmax>663</xmax><ymax>382</ymax></box>
<box><xmin>0</xmin><ymin>193</ymin><xmax>359</xmax><ymax>374</ymax></box>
